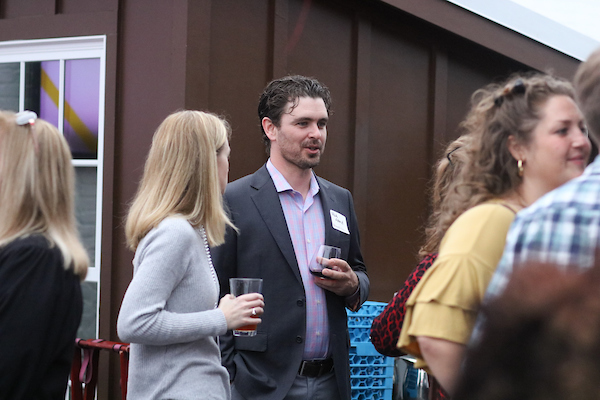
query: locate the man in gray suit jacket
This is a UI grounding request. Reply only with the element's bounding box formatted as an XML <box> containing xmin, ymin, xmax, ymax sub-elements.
<box><xmin>213</xmin><ymin>75</ymin><xmax>369</xmax><ymax>400</ymax></box>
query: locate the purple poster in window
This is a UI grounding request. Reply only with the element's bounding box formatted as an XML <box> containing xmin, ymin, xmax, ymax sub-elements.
<box><xmin>40</xmin><ymin>61</ymin><xmax>59</xmax><ymax>128</ymax></box>
<box><xmin>64</xmin><ymin>58</ymin><xmax>100</xmax><ymax>159</ymax></box>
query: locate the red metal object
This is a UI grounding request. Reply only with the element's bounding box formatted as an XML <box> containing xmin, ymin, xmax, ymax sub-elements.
<box><xmin>70</xmin><ymin>338</ymin><xmax>130</xmax><ymax>400</ymax></box>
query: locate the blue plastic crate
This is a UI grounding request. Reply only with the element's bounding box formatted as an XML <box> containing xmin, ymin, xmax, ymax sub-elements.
<box><xmin>351</xmin><ymin>376</ymin><xmax>394</xmax><ymax>388</ymax></box>
<box><xmin>350</xmin><ymin>387</ymin><xmax>393</xmax><ymax>400</ymax></box>
<box><xmin>350</xmin><ymin>363</ymin><xmax>394</xmax><ymax>377</ymax></box>
<box><xmin>351</xmin><ymin>341</ymin><xmax>386</xmax><ymax>356</ymax></box>
<box><xmin>349</xmin><ymin>335</ymin><xmax>394</xmax><ymax>380</ymax></box>
<box><xmin>349</xmin><ymin>342</ymin><xmax>394</xmax><ymax>400</ymax></box>
<box><xmin>348</xmin><ymin>301</ymin><xmax>386</xmax><ymax>344</ymax></box>
<box><xmin>403</xmin><ymin>365</ymin><xmax>419</xmax><ymax>399</ymax></box>
<box><xmin>349</xmin><ymin>327</ymin><xmax>371</xmax><ymax>342</ymax></box>
<box><xmin>347</xmin><ymin>301</ymin><xmax>386</xmax><ymax>329</ymax></box>
<box><xmin>349</xmin><ymin>344</ymin><xmax>394</xmax><ymax>365</ymax></box>
<box><xmin>348</xmin><ymin>302</ymin><xmax>393</xmax><ymax>400</ymax></box>
<box><xmin>350</xmin><ymin>301</ymin><xmax>387</xmax><ymax>316</ymax></box>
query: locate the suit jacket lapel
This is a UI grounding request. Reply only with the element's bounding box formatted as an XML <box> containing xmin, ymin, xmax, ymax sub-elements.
<box><xmin>317</xmin><ymin>176</ymin><xmax>336</xmax><ymax>245</ymax></box>
<box><xmin>249</xmin><ymin>166</ymin><xmax>302</xmax><ymax>283</ymax></box>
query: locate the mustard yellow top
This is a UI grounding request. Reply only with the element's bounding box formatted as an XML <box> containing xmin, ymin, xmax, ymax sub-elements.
<box><xmin>397</xmin><ymin>201</ymin><xmax>516</xmax><ymax>370</ymax></box>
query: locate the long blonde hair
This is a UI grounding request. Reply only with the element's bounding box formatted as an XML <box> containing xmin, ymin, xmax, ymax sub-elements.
<box><xmin>0</xmin><ymin>111</ymin><xmax>89</xmax><ymax>280</ymax></box>
<box><xmin>125</xmin><ymin>110</ymin><xmax>235</xmax><ymax>250</ymax></box>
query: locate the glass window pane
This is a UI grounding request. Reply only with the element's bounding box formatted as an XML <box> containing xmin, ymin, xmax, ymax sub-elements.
<box><xmin>65</xmin><ymin>59</ymin><xmax>100</xmax><ymax>159</ymax></box>
<box><xmin>38</xmin><ymin>60</ymin><xmax>60</xmax><ymax>128</ymax></box>
<box><xmin>0</xmin><ymin>62</ymin><xmax>20</xmax><ymax>111</ymax></box>
<box><xmin>75</xmin><ymin>167</ymin><xmax>97</xmax><ymax>268</ymax></box>
<box><xmin>24</xmin><ymin>62</ymin><xmax>41</xmax><ymax>115</ymax></box>
<box><xmin>20</xmin><ymin>61</ymin><xmax>61</xmax><ymax>127</ymax></box>
<box><xmin>77</xmin><ymin>281</ymin><xmax>98</xmax><ymax>339</ymax></box>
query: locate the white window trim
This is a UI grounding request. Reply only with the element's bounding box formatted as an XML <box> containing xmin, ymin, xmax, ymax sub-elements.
<box><xmin>0</xmin><ymin>35</ymin><xmax>106</xmax><ymax>336</ymax></box>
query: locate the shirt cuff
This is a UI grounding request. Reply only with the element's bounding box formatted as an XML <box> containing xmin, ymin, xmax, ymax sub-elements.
<box><xmin>345</xmin><ymin>286</ymin><xmax>361</xmax><ymax>311</ymax></box>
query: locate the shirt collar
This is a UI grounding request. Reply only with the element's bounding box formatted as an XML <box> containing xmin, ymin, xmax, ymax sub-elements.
<box><xmin>266</xmin><ymin>159</ymin><xmax>320</xmax><ymax>197</ymax></box>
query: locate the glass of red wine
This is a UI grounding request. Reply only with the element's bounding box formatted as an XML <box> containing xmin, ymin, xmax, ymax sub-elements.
<box><xmin>310</xmin><ymin>245</ymin><xmax>341</xmax><ymax>278</ymax></box>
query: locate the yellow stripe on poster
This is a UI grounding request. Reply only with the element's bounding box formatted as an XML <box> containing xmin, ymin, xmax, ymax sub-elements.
<box><xmin>41</xmin><ymin>68</ymin><xmax>98</xmax><ymax>153</ymax></box>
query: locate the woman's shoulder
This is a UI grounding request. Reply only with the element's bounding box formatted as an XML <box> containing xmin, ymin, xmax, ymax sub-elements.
<box><xmin>459</xmin><ymin>201</ymin><xmax>516</xmax><ymax>223</ymax></box>
<box><xmin>156</xmin><ymin>216</ymin><xmax>195</xmax><ymax>231</ymax></box>
<box><xmin>450</xmin><ymin>201</ymin><xmax>515</xmax><ymax>235</ymax></box>
<box><xmin>448</xmin><ymin>201</ymin><xmax>515</xmax><ymax>236</ymax></box>
<box><xmin>0</xmin><ymin>234</ymin><xmax>64</xmax><ymax>277</ymax></box>
<box><xmin>138</xmin><ymin>217</ymin><xmax>199</xmax><ymax>252</ymax></box>
<box><xmin>1</xmin><ymin>234</ymin><xmax>58</xmax><ymax>257</ymax></box>
<box><xmin>145</xmin><ymin>216</ymin><xmax>197</xmax><ymax>238</ymax></box>
<box><xmin>439</xmin><ymin>200</ymin><xmax>516</xmax><ymax>263</ymax></box>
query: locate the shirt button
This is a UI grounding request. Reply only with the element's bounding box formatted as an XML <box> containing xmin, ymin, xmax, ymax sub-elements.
<box><xmin>296</xmin><ymin>336</ymin><xmax>303</xmax><ymax>344</ymax></box>
<box><xmin>307</xmin><ymin>239</ymin><xmax>311</xmax><ymax>244</ymax></box>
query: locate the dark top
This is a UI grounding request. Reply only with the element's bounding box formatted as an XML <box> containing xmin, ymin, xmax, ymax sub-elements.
<box><xmin>0</xmin><ymin>235</ymin><xmax>82</xmax><ymax>400</ymax></box>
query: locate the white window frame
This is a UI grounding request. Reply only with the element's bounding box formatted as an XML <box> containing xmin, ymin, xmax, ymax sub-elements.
<box><xmin>0</xmin><ymin>35</ymin><xmax>106</xmax><ymax>337</ymax></box>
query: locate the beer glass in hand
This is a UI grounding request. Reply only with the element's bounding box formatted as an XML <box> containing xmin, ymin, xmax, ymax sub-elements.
<box><xmin>229</xmin><ymin>278</ymin><xmax>263</xmax><ymax>336</ymax></box>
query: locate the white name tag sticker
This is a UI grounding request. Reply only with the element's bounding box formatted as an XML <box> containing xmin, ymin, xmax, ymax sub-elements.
<box><xmin>330</xmin><ymin>210</ymin><xmax>350</xmax><ymax>235</ymax></box>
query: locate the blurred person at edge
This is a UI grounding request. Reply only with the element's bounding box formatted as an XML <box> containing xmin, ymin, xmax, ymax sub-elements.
<box><xmin>397</xmin><ymin>72</ymin><xmax>591</xmax><ymax>395</ymax></box>
<box><xmin>117</xmin><ymin>111</ymin><xmax>264</xmax><ymax>400</ymax></box>
<box><xmin>370</xmin><ymin>134</ymin><xmax>473</xmax><ymax>400</ymax></box>
<box><xmin>455</xmin><ymin>260</ymin><xmax>600</xmax><ymax>400</ymax></box>
<box><xmin>0</xmin><ymin>111</ymin><xmax>89</xmax><ymax>399</ymax></box>
<box><xmin>471</xmin><ymin>48</ymin><xmax>600</xmax><ymax>344</ymax></box>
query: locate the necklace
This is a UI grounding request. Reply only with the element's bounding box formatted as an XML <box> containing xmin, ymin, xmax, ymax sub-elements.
<box><xmin>501</xmin><ymin>190</ymin><xmax>528</xmax><ymax>212</ymax></box>
<box><xmin>199</xmin><ymin>226</ymin><xmax>219</xmax><ymax>309</ymax></box>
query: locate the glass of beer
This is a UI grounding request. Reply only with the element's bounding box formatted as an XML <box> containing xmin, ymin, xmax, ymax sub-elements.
<box><xmin>229</xmin><ymin>278</ymin><xmax>263</xmax><ymax>336</ymax></box>
<box><xmin>310</xmin><ymin>245</ymin><xmax>342</xmax><ymax>278</ymax></box>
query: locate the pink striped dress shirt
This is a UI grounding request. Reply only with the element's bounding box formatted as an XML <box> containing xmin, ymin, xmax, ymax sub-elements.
<box><xmin>266</xmin><ymin>160</ymin><xmax>329</xmax><ymax>360</ymax></box>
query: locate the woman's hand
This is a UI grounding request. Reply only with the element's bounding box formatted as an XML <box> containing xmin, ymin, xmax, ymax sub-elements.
<box><xmin>218</xmin><ymin>293</ymin><xmax>264</xmax><ymax>331</ymax></box>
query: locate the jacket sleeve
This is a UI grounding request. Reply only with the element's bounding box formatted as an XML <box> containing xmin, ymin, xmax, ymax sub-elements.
<box><xmin>345</xmin><ymin>189</ymin><xmax>370</xmax><ymax>308</ymax></box>
<box><xmin>211</xmin><ymin>198</ymin><xmax>240</xmax><ymax>379</ymax></box>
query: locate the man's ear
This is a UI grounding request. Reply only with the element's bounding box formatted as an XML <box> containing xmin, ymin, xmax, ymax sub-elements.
<box><xmin>262</xmin><ymin>117</ymin><xmax>277</xmax><ymax>141</ymax></box>
<box><xmin>507</xmin><ymin>135</ymin><xmax>524</xmax><ymax>161</ymax></box>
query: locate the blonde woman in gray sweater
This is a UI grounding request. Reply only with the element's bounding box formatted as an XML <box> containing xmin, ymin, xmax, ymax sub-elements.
<box><xmin>117</xmin><ymin>111</ymin><xmax>264</xmax><ymax>400</ymax></box>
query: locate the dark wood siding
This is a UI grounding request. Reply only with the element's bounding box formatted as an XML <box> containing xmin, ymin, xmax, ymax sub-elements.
<box><xmin>0</xmin><ymin>0</ymin><xmax>580</xmax><ymax>397</ymax></box>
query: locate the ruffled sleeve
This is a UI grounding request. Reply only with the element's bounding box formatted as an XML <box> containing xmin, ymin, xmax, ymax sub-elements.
<box><xmin>397</xmin><ymin>202</ymin><xmax>515</xmax><ymax>369</ymax></box>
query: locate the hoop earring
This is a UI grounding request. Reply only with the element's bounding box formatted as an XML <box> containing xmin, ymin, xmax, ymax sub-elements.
<box><xmin>517</xmin><ymin>159</ymin><xmax>524</xmax><ymax>177</ymax></box>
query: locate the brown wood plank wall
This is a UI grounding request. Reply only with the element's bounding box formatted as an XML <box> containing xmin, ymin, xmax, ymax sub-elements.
<box><xmin>194</xmin><ymin>0</ymin><xmax>536</xmax><ymax>300</ymax></box>
<box><xmin>0</xmin><ymin>0</ymin><xmax>581</xmax><ymax>398</ymax></box>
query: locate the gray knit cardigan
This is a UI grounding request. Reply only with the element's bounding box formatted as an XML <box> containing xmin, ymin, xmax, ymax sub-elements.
<box><xmin>117</xmin><ymin>217</ymin><xmax>230</xmax><ymax>399</ymax></box>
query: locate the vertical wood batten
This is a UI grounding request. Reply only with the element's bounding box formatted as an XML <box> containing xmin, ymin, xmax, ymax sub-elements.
<box><xmin>431</xmin><ymin>47</ymin><xmax>449</xmax><ymax>163</ymax></box>
<box><xmin>185</xmin><ymin>0</ymin><xmax>211</xmax><ymax>110</ymax></box>
<box><xmin>271</xmin><ymin>0</ymin><xmax>288</xmax><ymax>79</ymax></box>
<box><xmin>101</xmin><ymin>32</ymin><xmax>118</xmax><ymax>400</ymax></box>
<box><xmin>352</xmin><ymin>12</ymin><xmax>371</xmax><ymax>238</ymax></box>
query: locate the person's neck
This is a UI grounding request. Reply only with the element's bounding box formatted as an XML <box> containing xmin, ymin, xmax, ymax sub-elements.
<box><xmin>521</xmin><ymin>176</ymin><xmax>560</xmax><ymax>208</ymax></box>
<box><xmin>503</xmin><ymin>180</ymin><xmax>548</xmax><ymax>212</ymax></box>
<box><xmin>270</xmin><ymin>157</ymin><xmax>313</xmax><ymax>199</ymax></box>
<box><xmin>501</xmin><ymin>187</ymin><xmax>528</xmax><ymax>212</ymax></box>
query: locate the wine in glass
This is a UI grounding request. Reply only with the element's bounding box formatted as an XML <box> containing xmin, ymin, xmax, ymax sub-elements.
<box><xmin>310</xmin><ymin>245</ymin><xmax>341</xmax><ymax>278</ymax></box>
